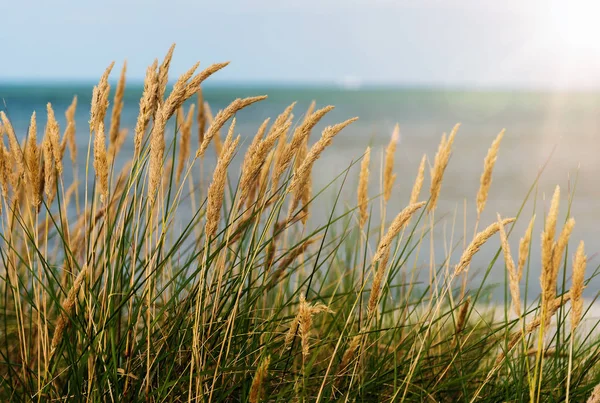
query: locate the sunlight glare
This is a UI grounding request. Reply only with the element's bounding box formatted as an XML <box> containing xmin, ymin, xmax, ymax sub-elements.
<box><xmin>549</xmin><ymin>3</ymin><xmax>600</xmax><ymax>51</ymax></box>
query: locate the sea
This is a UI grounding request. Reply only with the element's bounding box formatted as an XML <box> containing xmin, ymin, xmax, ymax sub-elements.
<box><xmin>1</xmin><ymin>83</ymin><xmax>599</xmax><ymax>299</ymax></box>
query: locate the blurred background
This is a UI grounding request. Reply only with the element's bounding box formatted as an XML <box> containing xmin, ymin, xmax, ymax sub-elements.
<box><xmin>1</xmin><ymin>0</ymin><xmax>599</xmax><ymax>295</ymax></box>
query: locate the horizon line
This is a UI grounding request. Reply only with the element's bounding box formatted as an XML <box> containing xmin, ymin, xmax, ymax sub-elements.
<box><xmin>2</xmin><ymin>78</ymin><xmax>600</xmax><ymax>93</ymax></box>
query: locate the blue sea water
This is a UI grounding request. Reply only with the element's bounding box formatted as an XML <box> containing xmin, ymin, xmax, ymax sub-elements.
<box><xmin>1</xmin><ymin>83</ymin><xmax>599</xmax><ymax>297</ymax></box>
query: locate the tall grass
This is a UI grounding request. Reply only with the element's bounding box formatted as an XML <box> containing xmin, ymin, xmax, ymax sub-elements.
<box><xmin>1</xmin><ymin>46</ymin><xmax>599</xmax><ymax>402</ymax></box>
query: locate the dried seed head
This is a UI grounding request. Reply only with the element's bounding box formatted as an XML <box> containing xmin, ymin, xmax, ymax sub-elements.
<box><xmin>249</xmin><ymin>355</ymin><xmax>270</xmax><ymax>403</ymax></box>
<box><xmin>26</xmin><ymin>112</ymin><xmax>41</xmax><ymax>207</ymax></box>
<box><xmin>205</xmin><ymin>120</ymin><xmax>240</xmax><ymax>239</ymax></box>
<box><xmin>90</xmin><ymin>62</ymin><xmax>115</xmax><ymax>135</ymax></box>
<box><xmin>238</xmin><ymin>118</ymin><xmax>275</xmax><ymax>207</ymax></box>
<box><xmin>476</xmin><ymin>129</ymin><xmax>505</xmax><ymax>218</ymax></box>
<box><xmin>0</xmin><ymin>144</ymin><xmax>10</xmax><ymax>198</ymax></box>
<box><xmin>517</xmin><ymin>214</ymin><xmax>535</xmax><ymax>280</ymax></box>
<box><xmin>384</xmin><ymin>124</ymin><xmax>399</xmax><ymax>202</ymax></box>
<box><xmin>339</xmin><ymin>335</ymin><xmax>362</xmax><ymax>371</ymax></box>
<box><xmin>303</xmin><ymin>100</ymin><xmax>316</xmax><ymax>122</ymax></box>
<box><xmin>571</xmin><ymin>240</ymin><xmax>586</xmax><ymax>331</ymax></box>
<box><xmin>409</xmin><ymin>154</ymin><xmax>427</xmax><ymax>206</ymax></box>
<box><xmin>197</xmin><ymin>86</ymin><xmax>206</xmax><ymax>146</ymax></box>
<box><xmin>148</xmin><ymin>105</ymin><xmax>167</xmax><ymax>205</ymax></box>
<box><xmin>109</xmin><ymin>61</ymin><xmax>127</xmax><ymax>145</ymax></box>
<box><xmin>541</xmin><ymin>186</ymin><xmax>561</xmax><ymax>276</ymax></box>
<box><xmin>196</xmin><ymin>96</ymin><xmax>267</xmax><ymax>158</ymax></box>
<box><xmin>64</xmin><ymin>96</ymin><xmax>78</xmax><ymax>164</ymax></box>
<box><xmin>0</xmin><ymin>112</ymin><xmax>26</xmax><ymax>183</ymax></box>
<box><xmin>429</xmin><ymin>123</ymin><xmax>460</xmax><ymax>212</ymax></box>
<box><xmin>284</xmin><ymin>294</ymin><xmax>333</xmax><ymax>358</ymax></box>
<box><xmin>255</xmin><ymin>149</ymin><xmax>275</xmax><ymax>207</ymax></box>
<box><xmin>155</xmin><ymin>44</ymin><xmax>176</xmax><ymax>108</ymax></box>
<box><xmin>205</xmin><ymin>103</ymin><xmax>223</xmax><ymax>158</ymax></box>
<box><xmin>176</xmin><ymin>103</ymin><xmax>195</xmax><ymax>184</ymax></box>
<box><xmin>368</xmin><ymin>249</ymin><xmax>390</xmax><ymax>317</ymax></box>
<box><xmin>372</xmin><ymin>201</ymin><xmax>426</xmax><ymax>264</ymax></box>
<box><xmin>46</xmin><ymin>103</ymin><xmax>63</xmax><ymax>175</ymax></box>
<box><xmin>293</xmin><ymin>102</ymin><xmax>312</xmax><ymax>174</ymax></box>
<box><xmin>271</xmin><ymin>105</ymin><xmax>334</xmax><ymax>194</ymax></box>
<box><xmin>358</xmin><ymin>147</ymin><xmax>371</xmax><ymax>229</ymax></box>
<box><xmin>93</xmin><ymin>122</ymin><xmax>109</xmax><ymax>203</ymax></box>
<box><xmin>540</xmin><ymin>186</ymin><xmax>561</xmax><ymax>311</ymax></box>
<box><xmin>134</xmin><ymin>59</ymin><xmax>159</xmax><ymax>157</ymax></box>
<box><xmin>288</xmin><ymin>118</ymin><xmax>358</xmax><ymax>216</ymax></box>
<box><xmin>497</xmin><ymin>213</ymin><xmax>520</xmax><ymax>316</ymax></box>
<box><xmin>454</xmin><ymin>217</ymin><xmax>516</xmax><ymax>276</ymax></box>
<box><xmin>51</xmin><ymin>265</ymin><xmax>88</xmax><ymax>351</ymax></box>
<box><xmin>161</xmin><ymin>61</ymin><xmax>200</xmax><ymax>120</ymax></box>
<box><xmin>544</xmin><ymin>217</ymin><xmax>575</xmax><ymax>311</ymax></box>
<box><xmin>182</xmin><ymin>62</ymin><xmax>229</xmax><ymax>100</ymax></box>
<box><xmin>456</xmin><ymin>296</ymin><xmax>471</xmax><ymax>334</ymax></box>
<box><xmin>42</xmin><ymin>134</ymin><xmax>55</xmax><ymax>203</ymax></box>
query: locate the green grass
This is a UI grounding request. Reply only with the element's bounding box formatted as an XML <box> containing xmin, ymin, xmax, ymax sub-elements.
<box><xmin>0</xmin><ymin>48</ymin><xmax>599</xmax><ymax>402</ymax></box>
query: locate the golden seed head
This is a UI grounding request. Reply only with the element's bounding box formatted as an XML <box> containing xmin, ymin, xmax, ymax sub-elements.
<box><xmin>134</xmin><ymin>59</ymin><xmax>159</xmax><ymax>157</ymax></box>
<box><xmin>51</xmin><ymin>266</ymin><xmax>88</xmax><ymax>351</ymax></box>
<box><xmin>456</xmin><ymin>296</ymin><xmax>471</xmax><ymax>334</ymax></box>
<box><xmin>540</xmin><ymin>185</ymin><xmax>561</xmax><ymax>308</ymax></box>
<box><xmin>156</xmin><ymin>44</ymin><xmax>176</xmax><ymax>107</ymax></box>
<box><xmin>0</xmin><ymin>144</ymin><xmax>10</xmax><ymax>198</ymax></box>
<box><xmin>476</xmin><ymin>129</ymin><xmax>504</xmax><ymax>218</ymax></box>
<box><xmin>26</xmin><ymin>112</ymin><xmax>41</xmax><ymax>207</ymax></box>
<box><xmin>205</xmin><ymin>120</ymin><xmax>240</xmax><ymax>239</ymax></box>
<box><xmin>288</xmin><ymin>294</ymin><xmax>333</xmax><ymax>358</ymax></box>
<box><xmin>454</xmin><ymin>217</ymin><xmax>516</xmax><ymax>276</ymax></box>
<box><xmin>429</xmin><ymin>123</ymin><xmax>460</xmax><ymax>212</ymax></box>
<box><xmin>46</xmin><ymin>103</ymin><xmax>63</xmax><ymax>175</ymax></box>
<box><xmin>148</xmin><ymin>105</ymin><xmax>167</xmax><ymax>205</ymax></box>
<box><xmin>176</xmin><ymin>103</ymin><xmax>195</xmax><ymax>184</ymax></box>
<box><xmin>249</xmin><ymin>355</ymin><xmax>271</xmax><ymax>403</ymax></box>
<box><xmin>383</xmin><ymin>124</ymin><xmax>399</xmax><ymax>202</ymax></box>
<box><xmin>358</xmin><ymin>146</ymin><xmax>371</xmax><ymax>229</ymax></box>
<box><xmin>64</xmin><ymin>96</ymin><xmax>78</xmax><ymax>164</ymax></box>
<box><xmin>197</xmin><ymin>86</ymin><xmax>206</xmax><ymax>146</ymax></box>
<box><xmin>196</xmin><ymin>96</ymin><xmax>267</xmax><ymax>158</ymax></box>
<box><xmin>0</xmin><ymin>112</ymin><xmax>26</xmax><ymax>184</ymax></box>
<box><xmin>571</xmin><ymin>240</ymin><xmax>586</xmax><ymax>331</ymax></box>
<box><xmin>271</xmin><ymin>105</ymin><xmax>334</xmax><ymax>194</ymax></box>
<box><xmin>543</xmin><ymin>217</ymin><xmax>575</xmax><ymax>311</ymax></box>
<box><xmin>288</xmin><ymin>117</ymin><xmax>358</xmax><ymax>216</ymax></box>
<box><xmin>409</xmin><ymin>154</ymin><xmax>427</xmax><ymax>206</ymax></box>
<box><xmin>161</xmin><ymin>61</ymin><xmax>200</xmax><ymax>120</ymax></box>
<box><xmin>182</xmin><ymin>62</ymin><xmax>229</xmax><ymax>101</ymax></box>
<box><xmin>207</xmin><ymin>103</ymin><xmax>223</xmax><ymax>158</ymax></box>
<box><xmin>109</xmin><ymin>61</ymin><xmax>127</xmax><ymax>145</ymax></box>
<box><xmin>93</xmin><ymin>122</ymin><xmax>109</xmax><ymax>203</ymax></box>
<box><xmin>497</xmin><ymin>213</ymin><xmax>520</xmax><ymax>316</ymax></box>
<box><xmin>90</xmin><ymin>62</ymin><xmax>115</xmax><ymax>135</ymax></box>
<box><xmin>42</xmin><ymin>133</ymin><xmax>55</xmax><ymax>203</ymax></box>
<box><xmin>372</xmin><ymin>201</ymin><xmax>426</xmax><ymax>264</ymax></box>
<box><xmin>517</xmin><ymin>214</ymin><xmax>535</xmax><ymax>280</ymax></box>
<box><xmin>238</xmin><ymin>117</ymin><xmax>280</xmax><ymax>208</ymax></box>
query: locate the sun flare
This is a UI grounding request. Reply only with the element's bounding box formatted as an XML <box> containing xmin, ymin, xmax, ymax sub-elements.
<box><xmin>549</xmin><ymin>3</ymin><xmax>600</xmax><ymax>51</ymax></box>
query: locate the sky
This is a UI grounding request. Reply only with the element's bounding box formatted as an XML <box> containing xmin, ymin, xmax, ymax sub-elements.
<box><xmin>2</xmin><ymin>0</ymin><xmax>600</xmax><ymax>88</ymax></box>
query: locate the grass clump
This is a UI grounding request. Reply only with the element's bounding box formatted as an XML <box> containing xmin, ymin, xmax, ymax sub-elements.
<box><xmin>0</xmin><ymin>45</ymin><xmax>599</xmax><ymax>402</ymax></box>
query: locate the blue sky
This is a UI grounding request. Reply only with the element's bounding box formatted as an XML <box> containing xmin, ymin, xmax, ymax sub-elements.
<box><xmin>2</xmin><ymin>0</ymin><xmax>600</xmax><ymax>88</ymax></box>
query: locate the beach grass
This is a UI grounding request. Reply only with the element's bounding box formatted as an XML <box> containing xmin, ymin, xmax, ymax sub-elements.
<box><xmin>0</xmin><ymin>46</ymin><xmax>600</xmax><ymax>402</ymax></box>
